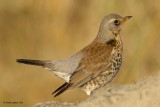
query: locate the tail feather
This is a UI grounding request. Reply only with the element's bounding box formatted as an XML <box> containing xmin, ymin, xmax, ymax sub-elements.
<box><xmin>17</xmin><ymin>59</ymin><xmax>71</xmax><ymax>97</ymax></box>
<box><xmin>17</xmin><ymin>59</ymin><xmax>45</xmax><ymax>66</ymax></box>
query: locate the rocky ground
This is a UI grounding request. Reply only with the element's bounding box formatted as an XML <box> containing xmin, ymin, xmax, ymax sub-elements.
<box><xmin>33</xmin><ymin>75</ymin><xmax>160</xmax><ymax>107</ymax></box>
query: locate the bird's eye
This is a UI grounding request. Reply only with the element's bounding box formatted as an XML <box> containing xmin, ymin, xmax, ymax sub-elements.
<box><xmin>114</xmin><ymin>20</ymin><xmax>120</xmax><ymax>25</ymax></box>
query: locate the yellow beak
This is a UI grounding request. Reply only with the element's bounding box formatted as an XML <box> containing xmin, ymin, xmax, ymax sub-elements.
<box><xmin>122</xmin><ymin>16</ymin><xmax>132</xmax><ymax>22</ymax></box>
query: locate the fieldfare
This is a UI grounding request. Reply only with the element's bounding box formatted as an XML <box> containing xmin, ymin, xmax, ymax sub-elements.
<box><xmin>17</xmin><ymin>13</ymin><xmax>132</xmax><ymax>97</ymax></box>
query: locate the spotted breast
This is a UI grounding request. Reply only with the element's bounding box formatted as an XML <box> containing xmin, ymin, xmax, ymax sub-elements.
<box><xmin>81</xmin><ymin>35</ymin><xmax>123</xmax><ymax>95</ymax></box>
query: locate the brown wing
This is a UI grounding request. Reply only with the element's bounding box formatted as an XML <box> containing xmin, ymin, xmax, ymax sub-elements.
<box><xmin>69</xmin><ymin>40</ymin><xmax>114</xmax><ymax>88</ymax></box>
<box><xmin>52</xmin><ymin>40</ymin><xmax>114</xmax><ymax>97</ymax></box>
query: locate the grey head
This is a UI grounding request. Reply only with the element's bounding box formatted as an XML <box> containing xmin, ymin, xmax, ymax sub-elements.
<box><xmin>96</xmin><ymin>13</ymin><xmax>132</xmax><ymax>42</ymax></box>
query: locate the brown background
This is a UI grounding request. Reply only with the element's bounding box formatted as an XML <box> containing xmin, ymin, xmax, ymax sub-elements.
<box><xmin>0</xmin><ymin>0</ymin><xmax>160</xmax><ymax>107</ymax></box>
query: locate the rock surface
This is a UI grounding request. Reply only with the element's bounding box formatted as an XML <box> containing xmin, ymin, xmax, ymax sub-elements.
<box><xmin>33</xmin><ymin>75</ymin><xmax>160</xmax><ymax>107</ymax></box>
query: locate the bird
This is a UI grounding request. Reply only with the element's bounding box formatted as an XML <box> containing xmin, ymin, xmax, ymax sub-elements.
<box><xmin>17</xmin><ymin>13</ymin><xmax>132</xmax><ymax>97</ymax></box>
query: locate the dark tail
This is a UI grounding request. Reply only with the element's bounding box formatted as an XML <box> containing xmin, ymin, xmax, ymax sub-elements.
<box><xmin>16</xmin><ymin>59</ymin><xmax>45</xmax><ymax>66</ymax></box>
<box><xmin>52</xmin><ymin>82</ymin><xmax>72</xmax><ymax>97</ymax></box>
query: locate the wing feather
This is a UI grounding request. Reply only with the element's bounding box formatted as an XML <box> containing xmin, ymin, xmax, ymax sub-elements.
<box><xmin>69</xmin><ymin>41</ymin><xmax>114</xmax><ymax>88</ymax></box>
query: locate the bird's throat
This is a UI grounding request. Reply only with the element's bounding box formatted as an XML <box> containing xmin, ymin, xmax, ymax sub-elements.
<box><xmin>106</xmin><ymin>38</ymin><xmax>117</xmax><ymax>46</ymax></box>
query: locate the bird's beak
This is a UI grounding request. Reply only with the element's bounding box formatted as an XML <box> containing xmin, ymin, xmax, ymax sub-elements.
<box><xmin>122</xmin><ymin>16</ymin><xmax>132</xmax><ymax>22</ymax></box>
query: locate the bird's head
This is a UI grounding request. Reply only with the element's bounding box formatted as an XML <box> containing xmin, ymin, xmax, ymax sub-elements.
<box><xmin>96</xmin><ymin>13</ymin><xmax>132</xmax><ymax>42</ymax></box>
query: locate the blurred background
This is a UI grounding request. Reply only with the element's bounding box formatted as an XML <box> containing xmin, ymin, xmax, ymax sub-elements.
<box><xmin>0</xmin><ymin>0</ymin><xmax>160</xmax><ymax>106</ymax></box>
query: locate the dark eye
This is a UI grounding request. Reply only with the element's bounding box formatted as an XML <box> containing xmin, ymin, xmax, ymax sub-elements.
<box><xmin>114</xmin><ymin>20</ymin><xmax>120</xmax><ymax>25</ymax></box>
